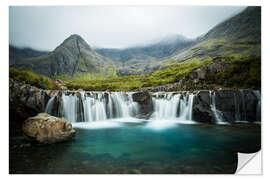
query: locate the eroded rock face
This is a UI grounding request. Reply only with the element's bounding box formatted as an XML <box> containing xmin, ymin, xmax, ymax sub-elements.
<box><xmin>22</xmin><ymin>113</ymin><xmax>76</xmax><ymax>144</ymax></box>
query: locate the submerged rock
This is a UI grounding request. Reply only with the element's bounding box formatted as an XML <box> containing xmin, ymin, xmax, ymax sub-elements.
<box><xmin>22</xmin><ymin>113</ymin><xmax>76</xmax><ymax>144</ymax></box>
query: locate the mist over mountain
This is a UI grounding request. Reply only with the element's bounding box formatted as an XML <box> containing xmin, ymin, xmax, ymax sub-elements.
<box><xmin>10</xmin><ymin>7</ymin><xmax>261</xmax><ymax>78</ymax></box>
<box><xmin>9</xmin><ymin>45</ymin><xmax>48</xmax><ymax>65</ymax></box>
<box><xmin>96</xmin><ymin>34</ymin><xmax>194</xmax><ymax>62</ymax></box>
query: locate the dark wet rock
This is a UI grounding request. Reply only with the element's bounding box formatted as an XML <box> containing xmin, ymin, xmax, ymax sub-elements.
<box><xmin>192</xmin><ymin>89</ymin><xmax>260</xmax><ymax>123</ymax></box>
<box><xmin>132</xmin><ymin>91</ymin><xmax>153</xmax><ymax>119</ymax></box>
<box><xmin>9</xmin><ymin>79</ymin><xmax>51</xmax><ymax>130</ymax></box>
<box><xmin>193</xmin><ymin>90</ymin><xmax>215</xmax><ymax>123</ymax></box>
<box><xmin>22</xmin><ymin>113</ymin><xmax>76</xmax><ymax>144</ymax></box>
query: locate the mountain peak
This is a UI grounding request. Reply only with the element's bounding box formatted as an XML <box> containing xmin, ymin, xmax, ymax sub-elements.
<box><xmin>57</xmin><ymin>34</ymin><xmax>92</xmax><ymax>52</ymax></box>
<box><xmin>67</xmin><ymin>34</ymin><xmax>84</xmax><ymax>41</ymax></box>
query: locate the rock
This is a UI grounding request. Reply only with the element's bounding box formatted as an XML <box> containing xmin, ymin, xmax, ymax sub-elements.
<box><xmin>132</xmin><ymin>91</ymin><xmax>153</xmax><ymax>119</ymax></box>
<box><xmin>53</xmin><ymin>80</ymin><xmax>67</xmax><ymax>90</ymax></box>
<box><xmin>22</xmin><ymin>113</ymin><xmax>76</xmax><ymax>144</ymax></box>
<box><xmin>9</xmin><ymin>78</ymin><xmax>51</xmax><ymax>130</ymax></box>
<box><xmin>190</xmin><ymin>67</ymin><xmax>207</xmax><ymax>80</ymax></box>
<box><xmin>193</xmin><ymin>91</ymin><xmax>215</xmax><ymax>123</ymax></box>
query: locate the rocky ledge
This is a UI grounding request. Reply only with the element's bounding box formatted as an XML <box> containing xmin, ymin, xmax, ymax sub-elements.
<box><xmin>22</xmin><ymin>113</ymin><xmax>76</xmax><ymax>144</ymax></box>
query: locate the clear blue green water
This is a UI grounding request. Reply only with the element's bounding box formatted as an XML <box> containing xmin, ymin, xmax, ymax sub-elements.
<box><xmin>10</xmin><ymin>120</ymin><xmax>261</xmax><ymax>174</ymax></box>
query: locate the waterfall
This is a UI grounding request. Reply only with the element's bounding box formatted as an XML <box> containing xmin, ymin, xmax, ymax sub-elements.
<box><xmin>179</xmin><ymin>93</ymin><xmax>194</xmax><ymax>121</ymax></box>
<box><xmin>254</xmin><ymin>90</ymin><xmax>261</xmax><ymax>122</ymax></box>
<box><xmin>44</xmin><ymin>90</ymin><xmax>260</xmax><ymax>124</ymax></box>
<box><xmin>60</xmin><ymin>93</ymin><xmax>80</xmax><ymax>122</ymax></box>
<box><xmin>45</xmin><ymin>91</ymin><xmax>139</xmax><ymax>122</ymax></box>
<box><xmin>81</xmin><ymin>92</ymin><xmax>107</xmax><ymax>122</ymax></box>
<box><xmin>152</xmin><ymin>93</ymin><xmax>180</xmax><ymax>119</ymax></box>
<box><xmin>152</xmin><ymin>92</ymin><xmax>194</xmax><ymax>121</ymax></box>
<box><xmin>45</xmin><ymin>95</ymin><xmax>55</xmax><ymax>114</ymax></box>
<box><xmin>108</xmin><ymin>92</ymin><xmax>139</xmax><ymax>118</ymax></box>
<box><xmin>240</xmin><ymin>90</ymin><xmax>247</xmax><ymax>121</ymax></box>
<box><xmin>209</xmin><ymin>91</ymin><xmax>226</xmax><ymax>124</ymax></box>
<box><xmin>234</xmin><ymin>92</ymin><xmax>241</xmax><ymax>121</ymax></box>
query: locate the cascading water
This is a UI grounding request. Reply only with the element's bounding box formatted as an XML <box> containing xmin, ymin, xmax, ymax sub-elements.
<box><xmin>81</xmin><ymin>92</ymin><xmax>107</xmax><ymax>122</ymax></box>
<box><xmin>240</xmin><ymin>90</ymin><xmax>247</xmax><ymax>122</ymax></box>
<box><xmin>209</xmin><ymin>91</ymin><xmax>226</xmax><ymax>124</ymax></box>
<box><xmin>60</xmin><ymin>93</ymin><xmax>81</xmax><ymax>122</ymax></box>
<box><xmin>152</xmin><ymin>92</ymin><xmax>195</xmax><ymax>121</ymax></box>
<box><xmin>152</xmin><ymin>93</ymin><xmax>179</xmax><ymax>119</ymax></box>
<box><xmin>108</xmin><ymin>92</ymin><xmax>139</xmax><ymax>118</ymax></box>
<box><xmin>179</xmin><ymin>93</ymin><xmax>194</xmax><ymax>121</ymax></box>
<box><xmin>44</xmin><ymin>90</ymin><xmax>260</xmax><ymax>124</ymax></box>
<box><xmin>254</xmin><ymin>90</ymin><xmax>261</xmax><ymax>122</ymax></box>
<box><xmin>45</xmin><ymin>95</ymin><xmax>56</xmax><ymax>115</ymax></box>
<box><xmin>45</xmin><ymin>91</ymin><xmax>140</xmax><ymax>122</ymax></box>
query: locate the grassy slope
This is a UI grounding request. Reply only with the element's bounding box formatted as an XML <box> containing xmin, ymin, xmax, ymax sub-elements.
<box><xmin>9</xmin><ymin>68</ymin><xmax>56</xmax><ymax>89</ymax></box>
<box><xmin>64</xmin><ymin>55</ymin><xmax>260</xmax><ymax>91</ymax></box>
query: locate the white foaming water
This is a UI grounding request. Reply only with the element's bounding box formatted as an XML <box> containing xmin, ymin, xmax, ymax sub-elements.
<box><xmin>45</xmin><ymin>95</ymin><xmax>55</xmax><ymax>114</ymax></box>
<box><xmin>179</xmin><ymin>93</ymin><xmax>194</xmax><ymax>121</ymax></box>
<box><xmin>254</xmin><ymin>90</ymin><xmax>261</xmax><ymax>122</ymax></box>
<box><xmin>108</xmin><ymin>92</ymin><xmax>139</xmax><ymax>118</ymax></box>
<box><xmin>81</xmin><ymin>92</ymin><xmax>107</xmax><ymax>122</ymax></box>
<box><xmin>209</xmin><ymin>91</ymin><xmax>227</xmax><ymax>124</ymax></box>
<box><xmin>152</xmin><ymin>93</ymin><xmax>179</xmax><ymax>119</ymax></box>
<box><xmin>60</xmin><ymin>93</ymin><xmax>80</xmax><ymax>122</ymax></box>
<box><xmin>72</xmin><ymin>121</ymin><xmax>122</xmax><ymax>129</ymax></box>
<box><xmin>112</xmin><ymin>117</ymin><xmax>146</xmax><ymax>123</ymax></box>
<box><xmin>152</xmin><ymin>92</ymin><xmax>195</xmax><ymax>122</ymax></box>
<box><xmin>46</xmin><ymin>92</ymin><xmax>140</xmax><ymax>122</ymax></box>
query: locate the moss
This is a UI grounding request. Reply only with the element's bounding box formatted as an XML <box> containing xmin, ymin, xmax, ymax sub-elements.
<box><xmin>9</xmin><ymin>68</ymin><xmax>56</xmax><ymax>90</ymax></box>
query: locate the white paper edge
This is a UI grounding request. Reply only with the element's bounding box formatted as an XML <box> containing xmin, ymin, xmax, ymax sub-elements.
<box><xmin>236</xmin><ymin>151</ymin><xmax>262</xmax><ymax>174</ymax></box>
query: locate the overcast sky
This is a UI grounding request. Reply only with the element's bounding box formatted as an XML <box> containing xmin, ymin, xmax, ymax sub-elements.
<box><xmin>9</xmin><ymin>6</ymin><xmax>246</xmax><ymax>51</ymax></box>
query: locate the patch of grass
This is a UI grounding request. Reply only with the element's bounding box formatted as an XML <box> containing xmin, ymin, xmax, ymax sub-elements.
<box><xmin>9</xmin><ymin>67</ymin><xmax>56</xmax><ymax>89</ymax></box>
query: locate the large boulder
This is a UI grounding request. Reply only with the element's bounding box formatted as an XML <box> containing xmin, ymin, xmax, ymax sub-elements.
<box><xmin>22</xmin><ymin>113</ymin><xmax>76</xmax><ymax>144</ymax></box>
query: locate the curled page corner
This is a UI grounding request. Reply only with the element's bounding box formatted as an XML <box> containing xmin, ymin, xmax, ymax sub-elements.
<box><xmin>236</xmin><ymin>151</ymin><xmax>262</xmax><ymax>174</ymax></box>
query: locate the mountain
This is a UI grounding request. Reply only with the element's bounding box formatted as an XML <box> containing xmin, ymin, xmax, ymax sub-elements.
<box><xmin>9</xmin><ymin>45</ymin><xmax>48</xmax><ymax>65</ymax></box>
<box><xmin>96</xmin><ymin>34</ymin><xmax>193</xmax><ymax>62</ymax></box>
<box><xmin>168</xmin><ymin>6</ymin><xmax>261</xmax><ymax>64</ymax></box>
<box><xmin>10</xmin><ymin>7</ymin><xmax>261</xmax><ymax>78</ymax></box>
<box><xmin>96</xmin><ymin>34</ymin><xmax>194</xmax><ymax>75</ymax></box>
<box><xmin>11</xmin><ymin>34</ymin><xmax>116</xmax><ymax>78</ymax></box>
